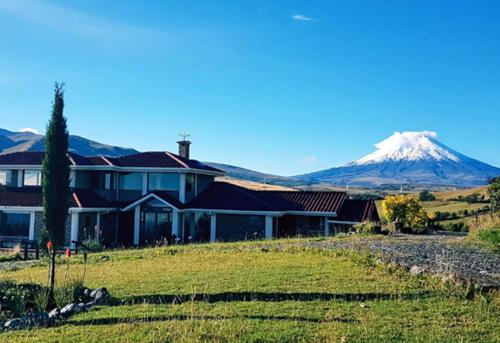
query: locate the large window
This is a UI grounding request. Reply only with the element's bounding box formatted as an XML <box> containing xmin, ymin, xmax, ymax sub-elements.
<box><xmin>148</xmin><ymin>173</ymin><xmax>179</xmax><ymax>191</ymax></box>
<box><xmin>0</xmin><ymin>170</ymin><xmax>17</xmax><ymax>187</ymax></box>
<box><xmin>23</xmin><ymin>170</ymin><xmax>42</xmax><ymax>186</ymax></box>
<box><xmin>119</xmin><ymin>172</ymin><xmax>143</xmax><ymax>190</ymax></box>
<box><xmin>0</xmin><ymin>212</ymin><xmax>30</xmax><ymax>238</ymax></box>
<box><xmin>100</xmin><ymin>172</ymin><xmax>114</xmax><ymax>190</ymax></box>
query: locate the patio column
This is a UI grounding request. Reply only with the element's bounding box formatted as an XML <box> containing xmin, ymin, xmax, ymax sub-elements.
<box><xmin>96</xmin><ymin>213</ymin><xmax>101</xmax><ymax>242</ymax></box>
<box><xmin>172</xmin><ymin>210</ymin><xmax>180</xmax><ymax>237</ymax></box>
<box><xmin>70</xmin><ymin>212</ymin><xmax>79</xmax><ymax>249</ymax></box>
<box><xmin>265</xmin><ymin>216</ymin><xmax>273</xmax><ymax>240</ymax></box>
<box><xmin>29</xmin><ymin>211</ymin><xmax>35</xmax><ymax>241</ymax></box>
<box><xmin>210</xmin><ymin>213</ymin><xmax>216</xmax><ymax>243</ymax></box>
<box><xmin>133</xmin><ymin>206</ymin><xmax>140</xmax><ymax>246</ymax></box>
<box><xmin>324</xmin><ymin>217</ymin><xmax>330</xmax><ymax>237</ymax></box>
<box><xmin>179</xmin><ymin>173</ymin><xmax>186</xmax><ymax>203</ymax></box>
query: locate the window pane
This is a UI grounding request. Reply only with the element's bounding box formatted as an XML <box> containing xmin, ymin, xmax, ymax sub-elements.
<box><xmin>0</xmin><ymin>212</ymin><xmax>30</xmax><ymax>237</ymax></box>
<box><xmin>24</xmin><ymin>170</ymin><xmax>41</xmax><ymax>186</ymax></box>
<box><xmin>119</xmin><ymin>172</ymin><xmax>143</xmax><ymax>190</ymax></box>
<box><xmin>0</xmin><ymin>171</ymin><xmax>18</xmax><ymax>187</ymax></box>
<box><xmin>185</xmin><ymin>174</ymin><xmax>195</xmax><ymax>192</ymax></box>
<box><xmin>148</xmin><ymin>173</ymin><xmax>179</xmax><ymax>191</ymax></box>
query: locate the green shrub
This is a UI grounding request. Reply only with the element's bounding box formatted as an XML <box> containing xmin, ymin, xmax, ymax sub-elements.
<box><xmin>81</xmin><ymin>239</ymin><xmax>104</xmax><ymax>252</ymax></box>
<box><xmin>353</xmin><ymin>221</ymin><xmax>381</xmax><ymax>234</ymax></box>
<box><xmin>55</xmin><ymin>280</ymin><xmax>86</xmax><ymax>308</ymax></box>
<box><xmin>0</xmin><ymin>281</ymin><xmax>44</xmax><ymax>320</ymax></box>
<box><xmin>443</xmin><ymin>222</ymin><xmax>469</xmax><ymax>232</ymax></box>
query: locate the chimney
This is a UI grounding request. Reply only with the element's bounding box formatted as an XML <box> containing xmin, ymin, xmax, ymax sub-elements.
<box><xmin>177</xmin><ymin>140</ymin><xmax>191</xmax><ymax>159</ymax></box>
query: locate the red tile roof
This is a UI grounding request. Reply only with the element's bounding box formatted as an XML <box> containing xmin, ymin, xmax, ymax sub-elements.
<box><xmin>335</xmin><ymin>199</ymin><xmax>380</xmax><ymax>222</ymax></box>
<box><xmin>0</xmin><ymin>187</ymin><xmax>117</xmax><ymax>209</ymax></box>
<box><xmin>187</xmin><ymin>182</ymin><xmax>347</xmax><ymax>213</ymax></box>
<box><xmin>0</xmin><ymin>151</ymin><xmax>222</xmax><ymax>172</ymax></box>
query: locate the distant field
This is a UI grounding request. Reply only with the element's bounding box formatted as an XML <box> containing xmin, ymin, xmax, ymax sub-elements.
<box><xmin>1</xmin><ymin>240</ymin><xmax>498</xmax><ymax>342</ymax></box>
<box><xmin>432</xmin><ymin>186</ymin><xmax>489</xmax><ymax>201</ymax></box>
<box><xmin>420</xmin><ymin>200</ymin><xmax>487</xmax><ymax>215</ymax></box>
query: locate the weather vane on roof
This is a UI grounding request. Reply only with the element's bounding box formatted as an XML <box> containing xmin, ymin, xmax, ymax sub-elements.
<box><xmin>179</xmin><ymin>131</ymin><xmax>191</xmax><ymax>141</ymax></box>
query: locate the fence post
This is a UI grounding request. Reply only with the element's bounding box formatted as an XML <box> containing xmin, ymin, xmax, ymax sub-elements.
<box><xmin>35</xmin><ymin>244</ymin><xmax>40</xmax><ymax>260</ymax></box>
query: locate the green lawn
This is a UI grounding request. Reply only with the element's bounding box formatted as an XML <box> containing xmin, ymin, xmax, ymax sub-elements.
<box><xmin>1</xmin><ymin>240</ymin><xmax>499</xmax><ymax>342</ymax></box>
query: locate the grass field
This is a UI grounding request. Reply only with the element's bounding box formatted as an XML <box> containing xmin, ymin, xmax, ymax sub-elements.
<box><xmin>0</xmin><ymin>239</ymin><xmax>499</xmax><ymax>342</ymax></box>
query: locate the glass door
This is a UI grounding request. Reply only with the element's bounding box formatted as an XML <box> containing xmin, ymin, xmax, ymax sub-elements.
<box><xmin>141</xmin><ymin>210</ymin><xmax>172</xmax><ymax>245</ymax></box>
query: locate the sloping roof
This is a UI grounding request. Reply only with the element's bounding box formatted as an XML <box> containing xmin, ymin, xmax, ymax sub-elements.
<box><xmin>0</xmin><ymin>152</ymin><xmax>45</xmax><ymax>165</ymax></box>
<box><xmin>187</xmin><ymin>182</ymin><xmax>347</xmax><ymax>213</ymax></box>
<box><xmin>149</xmin><ymin>191</ymin><xmax>185</xmax><ymax>209</ymax></box>
<box><xmin>187</xmin><ymin>182</ymin><xmax>277</xmax><ymax>211</ymax></box>
<box><xmin>258</xmin><ymin>191</ymin><xmax>346</xmax><ymax>213</ymax></box>
<box><xmin>335</xmin><ymin>199</ymin><xmax>380</xmax><ymax>223</ymax></box>
<box><xmin>107</xmin><ymin>151</ymin><xmax>221</xmax><ymax>172</ymax></box>
<box><xmin>0</xmin><ymin>151</ymin><xmax>222</xmax><ymax>172</ymax></box>
<box><xmin>0</xmin><ymin>187</ymin><xmax>117</xmax><ymax>209</ymax></box>
<box><xmin>0</xmin><ymin>187</ymin><xmax>46</xmax><ymax>207</ymax></box>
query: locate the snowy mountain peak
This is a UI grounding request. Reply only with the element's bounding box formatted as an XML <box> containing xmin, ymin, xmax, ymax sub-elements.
<box><xmin>353</xmin><ymin>131</ymin><xmax>460</xmax><ymax>165</ymax></box>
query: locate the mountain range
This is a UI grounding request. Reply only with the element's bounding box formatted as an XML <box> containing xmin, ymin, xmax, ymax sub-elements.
<box><xmin>1</xmin><ymin>128</ymin><xmax>498</xmax><ymax>188</ymax></box>
<box><xmin>296</xmin><ymin>131</ymin><xmax>500</xmax><ymax>188</ymax></box>
<box><xmin>0</xmin><ymin>128</ymin><xmax>137</xmax><ymax>157</ymax></box>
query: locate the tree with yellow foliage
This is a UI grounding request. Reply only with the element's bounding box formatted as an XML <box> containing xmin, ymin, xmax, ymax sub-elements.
<box><xmin>382</xmin><ymin>195</ymin><xmax>429</xmax><ymax>233</ymax></box>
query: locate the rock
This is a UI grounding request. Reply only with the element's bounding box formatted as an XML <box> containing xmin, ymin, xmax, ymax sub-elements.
<box><xmin>48</xmin><ymin>308</ymin><xmax>60</xmax><ymax>320</ymax></box>
<box><xmin>60</xmin><ymin>303</ymin><xmax>77</xmax><ymax>318</ymax></box>
<box><xmin>409</xmin><ymin>265</ymin><xmax>425</xmax><ymax>276</ymax></box>
<box><xmin>91</xmin><ymin>287</ymin><xmax>110</xmax><ymax>305</ymax></box>
<box><xmin>24</xmin><ymin>311</ymin><xmax>49</xmax><ymax>327</ymax></box>
<box><xmin>4</xmin><ymin>318</ymin><xmax>24</xmax><ymax>330</ymax></box>
<box><xmin>76</xmin><ymin>302</ymin><xmax>91</xmax><ymax>312</ymax></box>
<box><xmin>100</xmin><ymin>255</ymin><xmax>110</xmax><ymax>261</ymax></box>
<box><xmin>83</xmin><ymin>288</ymin><xmax>92</xmax><ymax>298</ymax></box>
<box><xmin>89</xmin><ymin>287</ymin><xmax>107</xmax><ymax>298</ymax></box>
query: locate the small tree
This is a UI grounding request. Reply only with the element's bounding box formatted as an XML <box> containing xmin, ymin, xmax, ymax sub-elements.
<box><xmin>488</xmin><ymin>176</ymin><xmax>500</xmax><ymax>213</ymax></box>
<box><xmin>42</xmin><ymin>83</ymin><xmax>70</xmax><ymax>310</ymax></box>
<box><xmin>382</xmin><ymin>195</ymin><xmax>429</xmax><ymax>233</ymax></box>
<box><xmin>418</xmin><ymin>190</ymin><xmax>436</xmax><ymax>202</ymax></box>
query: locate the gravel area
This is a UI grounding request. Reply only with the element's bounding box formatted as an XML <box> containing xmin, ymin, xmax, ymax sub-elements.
<box><xmin>307</xmin><ymin>234</ymin><xmax>500</xmax><ymax>289</ymax></box>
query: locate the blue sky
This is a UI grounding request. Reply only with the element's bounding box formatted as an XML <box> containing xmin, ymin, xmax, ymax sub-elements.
<box><xmin>0</xmin><ymin>0</ymin><xmax>499</xmax><ymax>176</ymax></box>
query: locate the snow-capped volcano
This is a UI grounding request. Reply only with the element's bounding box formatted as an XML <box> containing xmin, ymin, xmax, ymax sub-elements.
<box><xmin>296</xmin><ymin>131</ymin><xmax>500</xmax><ymax>188</ymax></box>
<box><xmin>354</xmin><ymin>131</ymin><xmax>459</xmax><ymax>164</ymax></box>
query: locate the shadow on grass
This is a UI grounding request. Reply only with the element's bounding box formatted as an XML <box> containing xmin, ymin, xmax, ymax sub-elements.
<box><xmin>116</xmin><ymin>291</ymin><xmax>434</xmax><ymax>306</ymax></box>
<box><xmin>67</xmin><ymin>313</ymin><xmax>359</xmax><ymax>327</ymax></box>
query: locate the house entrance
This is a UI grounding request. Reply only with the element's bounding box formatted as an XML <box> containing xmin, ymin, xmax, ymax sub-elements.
<box><xmin>141</xmin><ymin>208</ymin><xmax>172</xmax><ymax>245</ymax></box>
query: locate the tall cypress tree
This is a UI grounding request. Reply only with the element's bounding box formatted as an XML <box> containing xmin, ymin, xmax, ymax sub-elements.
<box><xmin>43</xmin><ymin>82</ymin><xmax>70</xmax><ymax>309</ymax></box>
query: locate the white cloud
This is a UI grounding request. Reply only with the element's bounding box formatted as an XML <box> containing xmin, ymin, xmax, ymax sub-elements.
<box><xmin>0</xmin><ymin>0</ymin><xmax>160</xmax><ymax>42</ymax></box>
<box><xmin>301</xmin><ymin>156</ymin><xmax>318</xmax><ymax>164</ymax></box>
<box><xmin>19</xmin><ymin>127</ymin><xmax>39</xmax><ymax>134</ymax></box>
<box><xmin>292</xmin><ymin>14</ymin><xmax>313</xmax><ymax>21</ymax></box>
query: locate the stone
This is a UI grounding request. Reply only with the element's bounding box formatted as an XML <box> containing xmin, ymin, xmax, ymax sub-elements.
<box><xmin>90</xmin><ymin>287</ymin><xmax>107</xmax><ymax>298</ymax></box>
<box><xmin>48</xmin><ymin>308</ymin><xmax>60</xmax><ymax>320</ymax></box>
<box><xmin>24</xmin><ymin>311</ymin><xmax>49</xmax><ymax>327</ymax></box>
<box><xmin>4</xmin><ymin>318</ymin><xmax>24</xmax><ymax>330</ymax></box>
<box><xmin>76</xmin><ymin>302</ymin><xmax>91</xmax><ymax>312</ymax></box>
<box><xmin>91</xmin><ymin>287</ymin><xmax>110</xmax><ymax>305</ymax></box>
<box><xmin>409</xmin><ymin>265</ymin><xmax>425</xmax><ymax>276</ymax></box>
<box><xmin>83</xmin><ymin>288</ymin><xmax>92</xmax><ymax>298</ymax></box>
<box><xmin>60</xmin><ymin>303</ymin><xmax>77</xmax><ymax>318</ymax></box>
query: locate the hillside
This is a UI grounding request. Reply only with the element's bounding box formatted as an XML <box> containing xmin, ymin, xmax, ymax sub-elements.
<box><xmin>0</xmin><ymin>129</ymin><xmax>137</xmax><ymax>157</ymax></box>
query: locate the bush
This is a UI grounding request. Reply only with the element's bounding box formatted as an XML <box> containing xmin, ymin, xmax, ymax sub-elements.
<box><xmin>81</xmin><ymin>239</ymin><xmax>104</xmax><ymax>252</ymax></box>
<box><xmin>418</xmin><ymin>190</ymin><xmax>436</xmax><ymax>201</ymax></box>
<box><xmin>353</xmin><ymin>221</ymin><xmax>382</xmax><ymax>234</ymax></box>
<box><xmin>442</xmin><ymin>222</ymin><xmax>469</xmax><ymax>232</ymax></box>
<box><xmin>55</xmin><ymin>280</ymin><xmax>86</xmax><ymax>308</ymax></box>
<box><xmin>0</xmin><ymin>281</ymin><xmax>44</xmax><ymax>320</ymax></box>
